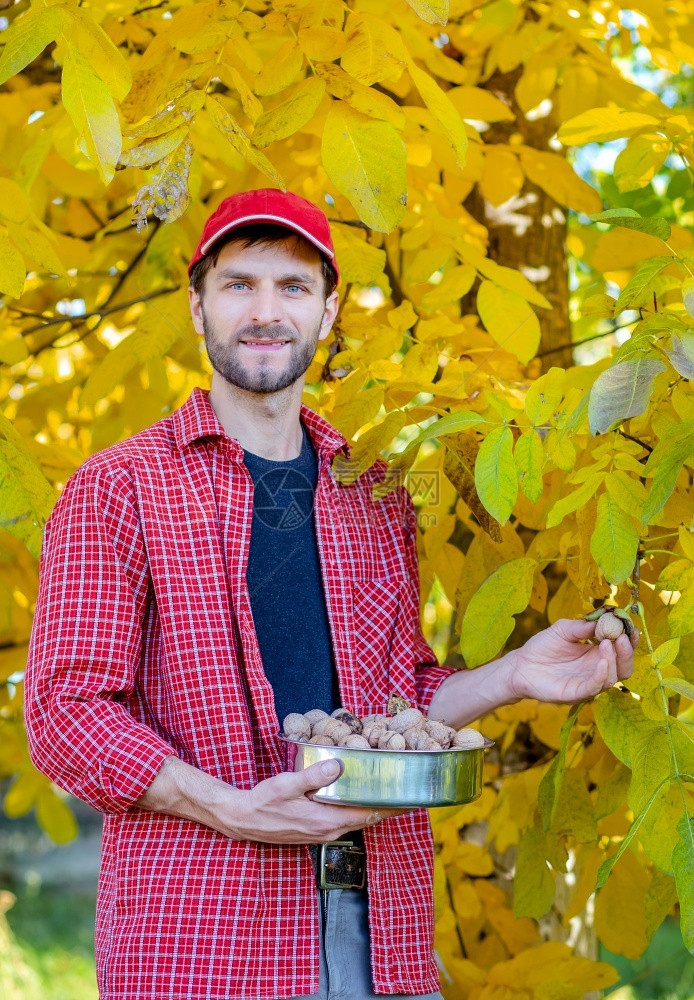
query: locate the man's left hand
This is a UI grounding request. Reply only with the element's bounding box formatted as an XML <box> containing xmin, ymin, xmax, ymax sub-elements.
<box><xmin>507</xmin><ymin>617</ymin><xmax>639</xmax><ymax>705</ymax></box>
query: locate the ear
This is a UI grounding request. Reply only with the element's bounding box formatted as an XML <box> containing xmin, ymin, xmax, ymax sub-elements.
<box><xmin>189</xmin><ymin>284</ymin><xmax>204</xmax><ymax>337</ymax></box>
<box><xmin>318</xmin><ymin>289</ymin><xmax>339</xmax><ymax>342</ymax></box>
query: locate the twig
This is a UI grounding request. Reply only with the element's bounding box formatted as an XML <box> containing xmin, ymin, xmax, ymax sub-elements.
<box><xmin>21</xmin><ymin>286</ymin><xmax>180</xmax><ymax>337</ymax></box>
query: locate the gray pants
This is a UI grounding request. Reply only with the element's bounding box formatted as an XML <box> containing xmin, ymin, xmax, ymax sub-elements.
<box><xmin>289</xmin><ymin>887</ymin><xmax>444</xmax><ymax>1000</ymax></box>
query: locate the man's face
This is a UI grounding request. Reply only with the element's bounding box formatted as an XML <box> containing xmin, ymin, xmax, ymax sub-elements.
<box><xmin>189</xmin><ymin>237</ymin><xmax>338</xmax><ymax>395</ymax></box>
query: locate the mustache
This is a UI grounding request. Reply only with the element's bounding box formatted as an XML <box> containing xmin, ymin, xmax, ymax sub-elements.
<box><xmin>236</xmin><ymin>324</ymin><xmax>295</xmax><ymax>341</ymax></box>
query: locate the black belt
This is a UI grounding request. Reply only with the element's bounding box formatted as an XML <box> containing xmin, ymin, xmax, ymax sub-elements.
<box><xmin>309</xmin><ymin>834</ymin><xmax>366</xmax><ymax>890</ymax></box>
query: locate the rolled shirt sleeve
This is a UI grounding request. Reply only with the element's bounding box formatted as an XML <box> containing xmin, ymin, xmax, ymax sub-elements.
<box><xmin>25</xmin><ymin>462</ymin><xmax>177</xmax><ymax>813</ymax></box>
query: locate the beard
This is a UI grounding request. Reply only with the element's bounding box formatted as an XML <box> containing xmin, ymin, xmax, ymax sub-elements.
<box><xmin>201</xmin><ymin>308</ymin><xmax>323</xmax><ymax>394</ymax></box>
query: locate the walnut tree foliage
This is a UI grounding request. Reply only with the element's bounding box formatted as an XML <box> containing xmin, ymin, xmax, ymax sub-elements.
<box><xmin>1</xmin><ymin>0</ymin><xmax>693</xmax><ymax>992</ymax></box>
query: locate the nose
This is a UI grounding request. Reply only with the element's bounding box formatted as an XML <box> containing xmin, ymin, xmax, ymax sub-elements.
<box><xmin>249</xmin><ymin>286</ymin><xmax>283</xmax><ymax>327</ymax></box>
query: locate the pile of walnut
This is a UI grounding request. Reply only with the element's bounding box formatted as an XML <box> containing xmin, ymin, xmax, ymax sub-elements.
<box><xmin>282</xmin><ymin>706</ymin><xmax>486</xmax><ymax>751</ymax></box>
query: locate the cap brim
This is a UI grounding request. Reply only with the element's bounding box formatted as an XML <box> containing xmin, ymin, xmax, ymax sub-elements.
<box><xmin>199</xmin><ymin>214</ymin><xmax>335</xmax><ymax>261</ymax></box>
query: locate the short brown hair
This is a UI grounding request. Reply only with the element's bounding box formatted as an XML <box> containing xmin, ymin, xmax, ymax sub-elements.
<box><xmin>188</xmin><ymin>224</ymin><xmax>338</xmax><ymax>300</ymax></box>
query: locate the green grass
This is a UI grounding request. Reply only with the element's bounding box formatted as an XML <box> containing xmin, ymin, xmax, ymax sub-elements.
<box><xmin>3</xmin><ymin>880</ymin><xmax>97</xmax><ymax>1000</ymax></box>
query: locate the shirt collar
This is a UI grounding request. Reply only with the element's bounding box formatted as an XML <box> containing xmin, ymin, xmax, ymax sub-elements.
<box><xmin>173</xmin><ymin>387</ymin><xmax>351</xmax><ymax>462</ymax></box>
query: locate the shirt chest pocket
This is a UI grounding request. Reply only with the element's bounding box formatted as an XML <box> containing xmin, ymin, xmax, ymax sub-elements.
<box><xmin>351</xmin><ymin>577</ymin><xmax>401</xmax><ymax>710</ymax></box>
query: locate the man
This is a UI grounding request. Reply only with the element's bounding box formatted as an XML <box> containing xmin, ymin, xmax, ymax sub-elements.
<box><xmin>25</xmin><ymin>189</ymin><xmax>638</xmax><ymax>1000</ymax></box>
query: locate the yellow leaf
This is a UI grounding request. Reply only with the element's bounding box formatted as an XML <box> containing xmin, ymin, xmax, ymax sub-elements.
<box><xmin>447</xmin><ymin>86</ymin><xmax>514</xmax><ymax>122</ymax></box>
<box><xmin>405</xmin><ymin>0</ymin><xmax>449</xmax><ymax>26</ymax></box>
<box><xmin>123</xmin><ymin>91</ymin><xmax>206</xmax><ymax>143</ymax></box>
<box><xmin>477</xmin><ymin>280</ymin><xmax>541</xmax><ymax>364</ymax></box>
<box><xmin>388</xmin><ymin>301</ymin><xmax>418</xmax><ymax>331</ymax></box>
<box><xmin>421</xmin><ymin>265</ymin><xmax>476</xmax><ymax>311</ymax></box>
<box><xmin>558</xmin><ymin>106</ymin><xmax>660</xmax><ymax>146</ymax></box>
<box><xmin>614</xmin><ymin>134</ymin><xmax>671</xmax><ymax>193</ymax></box>
<box><xmin>408</xmin><ymin>63</ymin><xmax>467</xmax><ymax>168</ymax></box>
<box><xmin>0</xmin><ymin>3</ymin><xmax>64</xmax><ymax>87</ymax></box>
<box><xmin>251</xmin><ymin>78</ymin><xmax>326</xmax><ymax>148</ymax></box>
<box><xmin>5</xmin><ymin>222</ymin><xmax>67</xmax><ymax>279</ymax></box>
<box><xmin>340</xmin><ymin>12</ymin><xmax>407</xmax><ymax>86</ymax></box>
<box><xmin>590</xmin><ymin>491</ymin><xmax>640</xmax><ymax>584</ymax></box>
<box><xmin>254</xmin><ymin>40</ymin><xmax>304</xmax><ymax>97</ymax></box>
<box><xmin>119</xmin><ymin>125</ymin><xmax>190</xmax><ymax>167</ymax></box>
<box><xmin>62</xmin><ymin>47</ymin><xmax>121</xmax><ymax>184</ymax></box>
<box><xmin>206</xmin><ymin>97</ymin><xmax>285</xmax><ymax>189</ymax></box>
<box><xmin>62</xmin><ymin>5</ymin><xmax>132</xmax><ymax>102</ymax></box>
<box><xmin>222</xmin><ymin>66</ymin><xmax>263</xmax><ymax>125</ymax></box>
<box><xmin>515</xmin><ymin>55</ymin><xmax>557</xmax><ymax>113</ymax></box>
<box><xmin>0</xmin><ymin>230</ymin><xmax>26</xmax><ymax>299</ymax></box>
<box><xmin>479</xmin><ymin>146</ymin><xmax>524</xmax><ymax>206</ymax></box>
<box><xmin>297</xmin><ymin>26</ymin><xmax>346</xmax><ymax>62</ymax></box>
<box><xmin>321</xmin><ymin>102</ymin><xmax>406</xmax><ymax>232</ymax></box>
<box><xmin>456</xmin><ymin>842</ymin><xmax>494</xmax><ymax>876</ymax></box>
<box><xmin>525</xmin><ymin>367</ymin><xmax>565</xmax><ymax>425</ymax></box>
<box><xmin>330</xmin><ymin>224</ymin><xmax>386</xmax><ymax>285</ymax></box>
<box><xmin>460</xmin><ymin>557</ymin><xmax>536</xmax><ymax>668</ymax></box>
<box><xmin>316</xmin><ymin>64</ymin><xmax>405</xmax><ymax>128</ymax></box>
<box><xmin>35</xmin><ymin>787</ymin><xmax>78</xmax><ymax>844</ymax></box>
<box><xmin>520</xmin><ymin>148</ymin><xmax>602</xmax><ymax>214</ymax></box>
<box><xmin>594</xmin><ymin>850</ymin><xmax>649</xmax><ymax>958</ymax></box>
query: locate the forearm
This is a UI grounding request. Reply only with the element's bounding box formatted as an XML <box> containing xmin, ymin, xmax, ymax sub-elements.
<box><xmin>427</xmin><ymin>650</ymin><xmax>520</xmax><ymax>729</ymax></box>
<box><xmin>135</xmin><ymin>756</ymin><xmax>247</xmax><ymax>838</ymax></box>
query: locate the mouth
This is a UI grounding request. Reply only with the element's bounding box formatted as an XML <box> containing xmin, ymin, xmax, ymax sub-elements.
<box><xmin>240</xmin><ymin>339</ymin><xmax>291</xmax><ymax>351</ymax></box>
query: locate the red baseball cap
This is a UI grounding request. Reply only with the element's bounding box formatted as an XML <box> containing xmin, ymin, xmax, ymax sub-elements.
<box><xmin>188</xmin><ymin>188</ymin><xmax>339</xmax><ymax>285</ymax></box>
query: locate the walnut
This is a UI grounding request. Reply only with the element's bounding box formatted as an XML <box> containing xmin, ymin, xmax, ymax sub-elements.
<box><xmin>387</xmin><ymin>708</ymin><xmax>425</xmax><ymax>733</ymax></box>
<box><xmin>378</xmin><ymin>731</ymin><xmax>406</xmax><ymax>751</ymax></box>
<box><xmin>304</xmin><ymin>709</ymin><xmax>329</xmax><ymax>725</ymax></box>
<box><xmin>311</xmin><ymin>718</ymin><xmax>351</xmax><ymax>742</ymax></box>
<box><xmin>404</xmin><ymin>729</ymin><xmax>441</xmax><ymax>750</ymax></box>
<box><xmin>362</xmin><ymin>713</ymin><xmax>388</xmax><ymax>727</ymax></box>
<box><xmin>423</xmin><ymin>719</ymin><xmax>456</xmax><ymax>747</ymax></box>
<box><xmin>362</xmin><ymin>722</ymin><xmax>388</xmax><ymax>747</ymax></box>
<box><xmin>451</xmin><ymin>729</ymin><xmax>486</xmax><ymax>749</ymax></box>
<box><xmin>341</xmin><ymin>735</ymin><xmax>371</xmax><ymax>749</ymax></box>
<box><xmin>331</xmin><ymin>708</ymin><xmax>363</xmax><ymax>733</ymax></box>
<box><xmin>283</xmin><ymin>713</ymin><xmax>311</xmax><ymax>740</ymax></box>
<box><xmin>584</xmin><ymin>606</ymin><xmax>635</xmax><ymax>640</ymax></box>
<box><xmin>308</xmin><ymin>734</ymin><xmax>335</xmax><ymax>745</ymax></box>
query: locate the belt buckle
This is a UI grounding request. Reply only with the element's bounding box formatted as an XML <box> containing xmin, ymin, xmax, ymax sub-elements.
<box><xmin>319</xmin><ymin>840</ymin><xmax>366</xmax><ymax>890</ymax></box>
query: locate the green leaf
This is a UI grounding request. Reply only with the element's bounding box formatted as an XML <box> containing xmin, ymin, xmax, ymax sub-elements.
<box><xmin>590</xmin><ymin>208</ymin><xmax>671</xmax><ymax>241</ymax></box>
<box><xmin>605</xmin><ymin>471</ymin><xmax>646</xmax><ymax>518</ymax></box>
<box><xmin>0</xmin><ymin>4</ymin><xmax>64</xmax><ymax>86</ymax></box>
<box><xmin>615</xmin><ymin>256</ymin><xmax>676</xmax><ymax>313</ymax></box>
<box><xmin>590</xmin><ymin>492</ymin><xmax>639</xmax><ymax>584</ymax></box>
<box><xmin>62</xmin><ymin>47</ymin><xmax>121</xmax><ymax>184</ymax></box>
<box><xmin>409</xmin><ymin>410</ymin><xmax>486</xmax><ymax>450</ymax></box>
<box><xmin>588</xmin><ymin>357</ymin><xmax>666</xmax><ymax>435</ymax></box>
<box><xmin>595</xmin><ymin>777</ymin><xmax>669</xmax><ymax>890</ymax></box>
<box><xmin>514</xmin><ymin>826</ymin><xmax>555</xmax><ymax>918</ymax></box>
<box><xmin>652</xmin><ymin>637</ymin><xmax>680</xmax><ymax>668</ymax></box>
<box><xmin>664</xmin><ymin>677</ymin><xmax>694</xmax><ymax>700</ymax></box>
<box><xmin>474</xmin><ymin>425</ymin><xmax>517</xmax><ymax>524</ymax></box>
<box><xmin>459</xmin><ymin>557</ymin><xmax>536</xmax><ymax>668</ymax></box>
<box><xmin>683</xmin><ymin>277</ymin><xmax>694</xmax><ymax>319</ymax></box>
<box><xmin>672</xmin><ymin>814</ymin><xmax>694</xmax><ymax>952</ymax></box>
<box><xmin>545</xmin><ymin>473</ymin><xmax>604</xmax><ymax>528</ymax></box>
<box><xmin>595</xmin><ymin>689</ymin><xmax>655</xmax><ymax>768</ymax></box>
<box><xmin>641</xmin><ymin>420</ymin><xmax>694</xmax><ymax>527</ymax></box>
<box><xmin>628</xmin><ymin>726</ymin><xmax>672</xmax><ymax>814</ymax></box>
<box><xmin>0</xmin><ymin>440</ymin><xmax>56</xmax><ymax>558</ymax></box>
<box><xmin>538</xmin><ymin>705</ymin><xmax>580</xmax><ymax>831</ymax></box>
<box><xmin>514</xmin><ymin>429</ymin><xmax>544</xmax><ymax>503</ymax></box>
<box><xmin>666</xmin><ymin>332</ymin><xmax>694</xmax><ymax>379</ymax></box>
<box><xmin>321</xmin><ymin>101</ymin><xmax>406</xmax><ymax>232</ymax></box>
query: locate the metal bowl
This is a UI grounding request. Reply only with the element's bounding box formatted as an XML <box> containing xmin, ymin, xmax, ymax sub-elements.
<box><xmin>279</xmin><ymin>734</ymin><xmax>494</xmax><ymax>808</ymax></box>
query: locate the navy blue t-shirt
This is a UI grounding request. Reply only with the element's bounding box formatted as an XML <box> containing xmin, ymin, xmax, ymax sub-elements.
<box><xmin>242</xmin><ymin>424</ymin><xmax>341</xmax><ymax>727</ymax></box>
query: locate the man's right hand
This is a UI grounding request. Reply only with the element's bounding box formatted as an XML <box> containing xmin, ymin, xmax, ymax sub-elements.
<box><xmin>231</xmin><ymin>759</ymin><xmax>410</xmax><ymax>844</ymax></box>
<box><xmin>137</xmin><ymin>756</ymin><xmax>410</xmax><ymax>843</ymax></box>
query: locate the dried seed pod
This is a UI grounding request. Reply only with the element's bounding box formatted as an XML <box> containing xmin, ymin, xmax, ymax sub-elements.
<box><xmin>311</xmin><ymin>718</ymin><xmax>352</xmax><ymax>742</ymax></box>
<box><xmin>304</xmin><ymin>709</ymin><xmax>329</xmax><ymax>725</ymax></box>
<box><xmin>387</xmin><ymin>708</ymin><xmax>425</xmax><ymax>733</ymax></box>
<box><xmin>377</xmin><ymin>731</ymin><xmax>406</xmax><ymax>750</ymax></box>
<box><xmin>594</xmin><ymin>612</ymin><xmax>626</xmax><ymax>641</ymax></box>
<box><xmin>451</xmin><ymin>729</ymin><xmax>486</xmax><ymax>749</ymax></box>
<box><xmin>423</xmin><ymin>719</ymin><xmax>456</xmax><ymax>747</ymax></box>
<box><xmin>362</xmin><ymin>722</ymin><xmax>388</xmax><ymax>748</ymax></box>
<box><xmin>283</xmin><ymin>713</ymin><xmax>311</xmax><ymax>740</ymax></box>
<box><xmin>341</xmin><ymin>735</ymin><xmax>371</xmax><ymax>749</ymax></box>
<box><xmin>331</xmin><ymin>708</ymin><xmax>363</xmax><ymax>733</ymax></box>
<box><xmin>308</xmin><ymin>734</ymin><xmax>335</xmax><ymax>746</ymax></box>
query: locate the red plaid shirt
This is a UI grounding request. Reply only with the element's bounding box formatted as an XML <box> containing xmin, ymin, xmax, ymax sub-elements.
<box><xmin>25</xmin><ymin>388</ymin><xmax>454</xmax><ymax>999</ymax></box>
